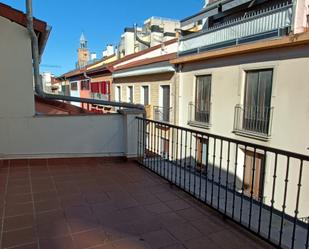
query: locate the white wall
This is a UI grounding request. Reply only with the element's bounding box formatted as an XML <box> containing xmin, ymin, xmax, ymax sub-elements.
<box><xmin>0</xmin><ymin>15</ymin><xmax>143</xmax><ymax>159</ymax></box>
<box><xmin>0</xmin><ymin>115</ymin><xmax>124</xmax><ymax>158</ymax></box>
<box><xmin>114</xmin><ymin>42</ymin><xmax>177</xmax><ymax>69</ymax></box>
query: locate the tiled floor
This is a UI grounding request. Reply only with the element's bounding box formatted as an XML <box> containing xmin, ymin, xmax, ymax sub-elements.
<box><xmin>0</xmin><ymin>158</ymin><xmax>273</xmax><ymax>249</ymax></box>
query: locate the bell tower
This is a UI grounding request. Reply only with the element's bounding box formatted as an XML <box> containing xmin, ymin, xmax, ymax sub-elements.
<box><xmin>77</xmin><ymin>32</ymin><xmax>90</xmax><ymax>69</ymax></box>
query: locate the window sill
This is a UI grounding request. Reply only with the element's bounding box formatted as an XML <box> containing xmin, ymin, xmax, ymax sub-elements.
<box><xmin>188</xmin><ymin>121</ymin><xmax>211</xmax><ymax>129</ymax></box>
<box><xmin>233</xmin><ymin>130</ymin><xmax>271</xmax><ymax>142</ymax></box>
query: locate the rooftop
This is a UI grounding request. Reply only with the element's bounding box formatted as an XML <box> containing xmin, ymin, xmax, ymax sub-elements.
<box><xmin>0</xmin><ymin>158</ymin><xmax>272</xmax><ymax>249</ymax></box>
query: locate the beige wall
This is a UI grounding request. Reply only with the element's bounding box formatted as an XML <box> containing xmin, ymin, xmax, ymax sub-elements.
<box><xmin>113</xmin><ymin>73</ymin><xmax>176</xmax><ymax>122</ymax></box>
<box><xmin>176</xmin><ymin>44</ymin><xmax>309</xmax><ymax>217</ymax></box>
<box><xmin>0</xmin><ymin>16</ymin><xmax>35</xmax><ymax>118</ymax></box>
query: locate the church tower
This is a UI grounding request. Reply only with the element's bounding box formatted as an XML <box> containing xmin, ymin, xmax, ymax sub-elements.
<box><xmin>77</xmin><ymin>32</ymin><xmax>90</xmax><ymax>69</ymax></box>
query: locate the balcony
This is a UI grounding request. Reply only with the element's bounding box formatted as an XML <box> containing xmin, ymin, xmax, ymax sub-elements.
<box><xmin>233</xmin><ymin>104</ymin><xmax>274</xmax><ymax>140</ymax></box>
<box><xmin>179</xmin><ymin>2</ymin><xmax>293</xmax><ymax>56</ymax></box>
<box><xmin>188</xmin><ymin>102</ymin><xmax>211</xmax><ymax>128</ymax></box>
<box><xmin>137</xmin><ymin>117</ymin><xmax>309</xmax><ymax>249</ymax></box>
<box><xmin>153</xmin><ymin>106</ymin><xmax>172</xmax><ymax>123</ymax></box>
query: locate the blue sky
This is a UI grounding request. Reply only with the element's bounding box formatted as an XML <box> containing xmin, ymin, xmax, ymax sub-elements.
<box><xmin>2</xmin><ymin>0</ymin><xmax>203</xmax><ymax>76</ymax></box>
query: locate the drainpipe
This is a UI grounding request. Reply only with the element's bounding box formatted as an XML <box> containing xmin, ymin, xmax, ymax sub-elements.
<box><xmin>25</xmin><ymin>0</ymin><xmax>145</xmax><ymax>111</ymax></box>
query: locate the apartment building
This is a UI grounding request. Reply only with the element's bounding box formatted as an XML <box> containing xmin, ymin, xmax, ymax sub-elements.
<box><xmin>117</xmin><ymin>16</ymin><xmax>180</xmax><ymax>58</ymax></box>
<box><xmin>113</xmin><ymin>53</ymin><xmax>177</xmax><ymax>123</ymax></box>
<box><xmin>145</xmin><ymin>0</ymin><xmax>309</xmax><ymax>247</ymax></box>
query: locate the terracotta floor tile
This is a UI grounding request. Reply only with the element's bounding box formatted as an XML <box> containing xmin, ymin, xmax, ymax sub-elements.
<box><xmin>33</xmin><ymin>191</ymin><xmax>58</xmax><ymax>202</ymax></box>
<box><xmin>5</xmin><ymin>202</ymin><xmax>33</xmax><ymax>217</ymax></box>
<box><xmin>37</xmin><ymin>220</ymin><xmax>69</xmax><ymax>239</ymax></box>
<box><xmin>10</xmin><ymin>243</ymin><xmax>39</xmax><ymax>249</ymax></box>
<box><xmin>165</xmin><ymin>199</ymin><xmax>191</xmax><ymax>211</ymax></box>
<box><xmin>164</xmin><ymin>223</ymin><xmax>202</xmax><ymax>242</ymax></box>
<box><xmin>36</xmin><ymin>210</ymin><xmax>66</xmax><ymax>225</ymax></box>
<box><xmin>131</xmin><ymin>218</ymin><xmax>163</xmax><ymax>235</ymax></box>
<box><xmin>154</xmin><ymin>191</ymin><xmax>180</xmax><ymax>202</ymax></box>
<box><xmin>103</xmin><ymin>224</ymin><xmax>138</xmax><ymax>242</ymax></box>
<box><xmin>34</xmin><ymin>199</ymin><xmax>61</xmax><ymax>213</ymax></box>
<box><xmin>143</xmin><ymin>202</ymin><xmax>171</xmax><ymax>214</ymax></box>
<box><xmin>84</xmin><ymin>192</ymin><xmax>110</xmax><ymax>204</ymax></box>
<box><xmin>39</xmin><ymin>236</ymin><xmax>75</xmax><ymax>249</ymax></box>
<box><xmin>131</xmin><ymin>193</ymin><xmax>161</xmax><ymax>205</ymax></box>
<box><xmin>141</xmin><ymin>230</ymin><xmax>176</xmax><ymax>249</ymax></box>
<box><xmin>184</xmin><ymin>236</ymin><xmax>223</xmax><ymax>249</ymax></box>
<box><xmin>68</xmin><ymin>219</ymin><xmax>100</xmax><ymax>233</ymax></box>
<box><xmin>7</xmin><ymin>185</ymin><xmax>31</xmax><ymax>194</ymax></box>
<box><xmin>190</xmin><ymin>217</ymin><xmax>228</xmax><ymax>236</ymax></box>
<box><xmin>176</xmin><ymin>207</ymin><xmax>205</xmax><ymax>222</ymax></box>
<box><xmin>60</xmin><ymin>194</ymin><xmax>87</xmax><ymax>208</ymax></box>
<box><xmin>158</xmin><ymin>212</ymin><xmax>186</xmax><ymax>226</ymax></box>
<box><xmin>93</xmin><ymin>244</ymin><xmax>115</xmax><ymax>249</ymax></box>
<box><xmin>72</xmin><ymin>229</ymin><xmax>108</xmax><ymax>249</ymax></box>
<box><xmin>2</xmin><ymin>228</ymin><xmax>36</xmax><ymax>248</ymax></box>
<box><xmin>112</xmin><ymin>238</ymin><xmax>151</xmax><ymax>249</ymax></box>
<box><xmin>65</xmin><ymin>206</ymin><xmax>95</xmax><ymax>221</ymax></box>
<box><xmin>161</xmin><ymin>242</ymin><xmax>187</xmax><ymax>249</ymax></box>
<box><xmin>3</xmin><ymin>214</ymin><xmax>34</xmax><ymax>231</ymax></box>
<box><xmin>5</xmin><ymin>193</ymin><xmax>32</xmax><ymax>205</ymax></box>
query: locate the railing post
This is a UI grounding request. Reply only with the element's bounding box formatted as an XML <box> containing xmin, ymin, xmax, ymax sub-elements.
<box><xmin>119</xmin><ymin>109</ymin><xmax>145</xmax><ymax>159</ymax></box>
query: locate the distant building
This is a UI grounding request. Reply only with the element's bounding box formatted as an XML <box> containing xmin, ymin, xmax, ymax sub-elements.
<box><xmin>77</xmin><ymin>32</ymin><xmax>90</xmax><ymax>69</ymax></box>
<box><xmin>117</xmin><ymin>17</ymin><xmax>180</xmax><ymax>58</ymax></box>
<box><xmin>42</xmin><ymin>72</ymin><xmax>61</xmax><ymax>94</ymax></box>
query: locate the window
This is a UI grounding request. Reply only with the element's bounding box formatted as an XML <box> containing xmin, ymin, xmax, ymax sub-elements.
<box><xmin>80</xmin><ymin>80</ymin><xmax>89</xmax><ymax>90</ymax></box>
<box><xmin>127</xmin><ymin>86</ymin><xmax>133</xmax><ymax>103</ymax></box>
<box><xmin>91</xmin><ymin>82</ymin><xmax>100</xmax><ymax>93</ymax></box>
<box><xmin>161</xmin><ymin>85</ymin><xmax>170</xmax><ymax>122</ymax></box>
<box><xmin>115</xmin><ymin>86</ymin><xmax>121</xmax><ymax>102</ymax></box>
<box><xmin>71</xmin><ymin>82</ymin><xmax>78</xmax><ymax>91</ymax></box>
<box><xmin>142</xmin><ymin>86</ymin><xmax>149</xmax><ymax>105</ymax></box>
<box><xmin>195</xmin><ymin>75</ymin><xmax>211</xmax><ymax>123</ymax></box>
<box><xmin>243</xmin><ymin>69</ymin><xmax>273</xmax><ymax>134</ymax></box>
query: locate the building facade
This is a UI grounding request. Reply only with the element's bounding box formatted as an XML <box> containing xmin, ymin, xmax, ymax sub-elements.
<box><xmin>170</xmin><ymin>0</ymin><xmax>309</xmax><ymax>224</ymax></box>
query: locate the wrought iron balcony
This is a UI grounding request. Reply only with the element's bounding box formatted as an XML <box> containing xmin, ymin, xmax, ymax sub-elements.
<box><xmin>188</xmin><ymin>102</ymin><xmax>211</xmax><ymax>128</ymax></box>
<box><xmin>137</xmin><ymin>117</ymin><xmax>309</xmax><ymax>249</ymax></box>
<box><xmin>153</xmin><ymin>106</ymin><xmax>172</xmax><ymax>123</ymax></box>
<box><xmin>233</xmin><ymin>104</ymin><xmax>274</xmax><ymax>139</ymax></box>
<box><xmin>179</xmin><ymin>1</ymin><xmax>293</xmax><ymax>56</ymax></box>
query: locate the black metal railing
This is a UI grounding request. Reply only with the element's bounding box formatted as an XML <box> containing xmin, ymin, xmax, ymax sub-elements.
<box><xmin>153</xmin><ymin>106</ymin><xmax>172</xmax><ymax>123</ymax></box>
<box><xmin>188</xmin><ymin>101</ymin><xmax>211</xmax><ymax>126</ymax></box>
<box><xmin>137</xmin><ymin>117</ymin><xmax>309</xmax><ymax>249</ymax></box>
<box><xmin>234</xmin><ymin>105</ymin><xmax>274</xmax><ymax>137</ymax></box>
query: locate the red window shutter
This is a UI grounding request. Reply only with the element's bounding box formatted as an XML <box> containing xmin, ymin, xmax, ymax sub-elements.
<box><xmin>101</xmin><ymin>81</ymin><xmax>107</xmax><ymax>94</ymax></box>
<box><xmin>91</xmin><ymin>82</ymin><xmax>99</xmax><ymax>93</ymax></box>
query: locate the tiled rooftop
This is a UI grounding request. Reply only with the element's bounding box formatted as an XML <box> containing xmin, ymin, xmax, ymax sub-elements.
<box><xmin>0</xmin><ymin>158</ymin><xmax>272</xmax><ymax>249</ymax></box>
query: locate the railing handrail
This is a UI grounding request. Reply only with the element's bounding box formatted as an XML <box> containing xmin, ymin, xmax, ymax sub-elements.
<box><xmin>180</xmin><ymin>1</ymin><xmax>292</xmax><ymax>42</ymax></box>
<box><xmin>136</xmin><ymin>117</ymin><xmax>309</xmax><ymax>161</ymax></box>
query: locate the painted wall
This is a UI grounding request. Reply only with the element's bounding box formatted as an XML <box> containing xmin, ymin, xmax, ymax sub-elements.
<box><xmin>0</xmin><ymin>15</ymin><xmax>141</xmax><ymax>159</ymax></box>
<box><xmin>176</xmin><ymin>44</ymin><xmax>309</xmax><ymax>217</ymax></box>
<box><xmin>114</xmin><ymin>42</ymin><xmax>177</xmax><ymax>69</ymax></box>
<box><xmin>0</xmin><ymin>16</ymin><xmax>35</xmax><ymax>118</ymax></box>
<box><xmin>0</xmin><ymin>115</ymin><xmax>124</xmax><ymax>158</ymax></box>
<box><xmin>113</xmin><ymin>72</ymin><xmax>176</xmax><ymax>123</ymax></box>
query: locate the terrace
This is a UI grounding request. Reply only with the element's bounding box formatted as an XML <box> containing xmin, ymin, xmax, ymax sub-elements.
<box><xmin>179</xmin><ymin>1</ymin><xmax>293</xmax><ymax>56</ymax></box>
<box><xmin>0</xmin><ymin>157</ymin><xmax>272</xmax><ymax>249</ymax></box>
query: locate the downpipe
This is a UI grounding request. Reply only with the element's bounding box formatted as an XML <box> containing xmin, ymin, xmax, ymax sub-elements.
<box><xmin>25</xmin><ymin>0</ymin><xmax>145</xmax><ymax>112</ymax></box>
